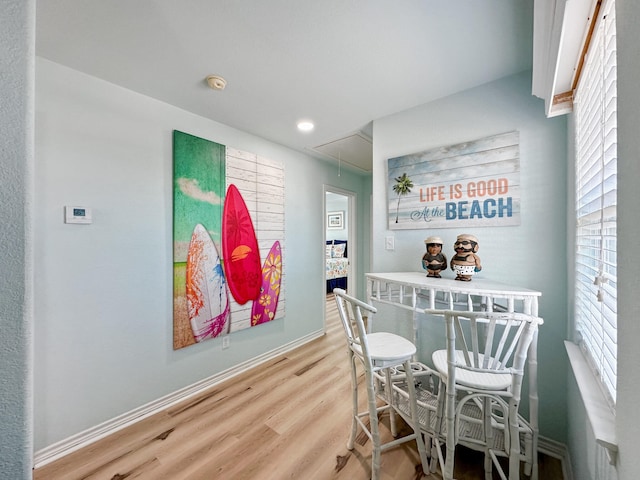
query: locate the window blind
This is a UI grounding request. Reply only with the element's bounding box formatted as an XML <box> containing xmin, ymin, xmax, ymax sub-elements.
<box><xmin>574</xmin><ymin>0</ymin><xmax>617</xmax><ymax>403</ymax></box>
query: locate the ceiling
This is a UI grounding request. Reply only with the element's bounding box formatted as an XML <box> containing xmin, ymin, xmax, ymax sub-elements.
<box><xmin>35</xmin><ymin>0</ymin><xmax>534</xmax><ymax>173</ymax></box>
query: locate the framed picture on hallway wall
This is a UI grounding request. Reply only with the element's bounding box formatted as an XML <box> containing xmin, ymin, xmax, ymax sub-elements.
<box><xmin>327</xmin><ymin>211</ymin><xmax>344</xmax><ymax>230</ymax></box>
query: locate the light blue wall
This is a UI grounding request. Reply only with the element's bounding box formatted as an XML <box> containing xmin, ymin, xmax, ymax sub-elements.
<box><xmin>0</xmin><ymin>1</ymin><xmax>34</xmax><ymax>478</ymax></box>
<box><xmin>371</xmin><ymin>71</ymin><xmax>569</xmax><ymax>442</ymax></box>
<box><xmin>33</xmin><ymin>58</ymin><xmax>370</xmax><ymax>450</ymax></box>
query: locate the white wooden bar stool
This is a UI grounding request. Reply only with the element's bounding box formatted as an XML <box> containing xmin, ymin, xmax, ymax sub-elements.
<box><xmin>333</xmin><ymin>288</ymin><xmax>429</xmax><ymax>480</ymax></box>
<box><xmin>431</xmin><ymin>310</ymin><xmax>543</xmax><ymax>480</ymax></box>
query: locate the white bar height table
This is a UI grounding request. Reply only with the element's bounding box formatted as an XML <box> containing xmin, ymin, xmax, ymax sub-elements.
<box><xmin>366</xmin><ymin>271</ymin><xmax>542</xmax><ymax>479</ymax></box>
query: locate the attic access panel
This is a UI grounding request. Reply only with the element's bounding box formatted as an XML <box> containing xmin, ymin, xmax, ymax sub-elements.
<box><xmin>312</xmin><ymin>132</ymin><xmax>372</xmax><ymax>172</ymax></box>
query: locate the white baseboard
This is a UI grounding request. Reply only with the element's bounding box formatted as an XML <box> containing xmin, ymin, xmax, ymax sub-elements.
<box><xmin>33</xmin><ymin>329</ymin><xmax>325</xmax><ymax>469</ymax></box>
<box><xmin>539</xmin><ymin>435</ymin><xmax>573</xmax><ymax>480</ymax></box>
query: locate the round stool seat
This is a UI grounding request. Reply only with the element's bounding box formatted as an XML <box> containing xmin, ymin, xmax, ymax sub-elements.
<box><xmin>356</xmin><ymin>332</ymin><xmax>416</xmax><ymax>367</ymax></box>
<box><xmin>432</xmin><ymin>349</ymin><xmax>512</xmax><ymax>391</ymax></box>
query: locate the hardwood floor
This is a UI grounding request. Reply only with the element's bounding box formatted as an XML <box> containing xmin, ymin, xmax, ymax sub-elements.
<box><xmin>33</xmin><ymin>296</ymin><xmax>564</xmax><ymax>480</ymax></box>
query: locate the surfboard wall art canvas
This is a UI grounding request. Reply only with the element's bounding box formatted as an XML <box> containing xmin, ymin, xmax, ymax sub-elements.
<box><xmin>186</xmin><ymin>224</ymin><xmax>230</xmax><ymax>341</ymax></box>
<box><xmin>173</xmin><ymin>132</ymin><xmax>285</xmax><ymax>349</ymax></box>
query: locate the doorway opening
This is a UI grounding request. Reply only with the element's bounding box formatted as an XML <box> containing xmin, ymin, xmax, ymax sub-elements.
<box><xmin>324</xmin><ymin>186</ymin><xmax>356</xmax><ymax>331</ymax></box>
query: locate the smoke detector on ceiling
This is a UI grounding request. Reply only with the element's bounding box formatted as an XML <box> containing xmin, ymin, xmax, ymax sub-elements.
<box><xmin>206</xmin><ymin>75</ymin><xmax>227</xmax><ymax>90</ymax></box>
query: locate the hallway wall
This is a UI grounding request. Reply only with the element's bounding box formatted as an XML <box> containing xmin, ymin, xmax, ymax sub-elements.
<box><xmin>33</xmin><ymin>58</ymin><xmax>370</xmax><ymax>451</ymax></box>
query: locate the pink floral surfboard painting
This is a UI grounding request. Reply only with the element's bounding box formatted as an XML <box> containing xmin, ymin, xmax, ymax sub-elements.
<box><xmin>251</xmin><ymin>241</ymin><xmax>282</xmax><ymax>326</ymax></box>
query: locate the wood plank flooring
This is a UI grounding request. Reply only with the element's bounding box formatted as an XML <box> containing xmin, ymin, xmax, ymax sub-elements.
<box><xmin>33</xmin><ymin>295</ymin><xmax>564</xmax><ymax>480</ymax></box>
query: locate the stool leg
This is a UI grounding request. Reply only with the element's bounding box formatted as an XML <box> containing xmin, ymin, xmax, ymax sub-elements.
<box><xmin>347</xmin><ymin>353</ymin><xmax>358</xmax><ymax>450</ymax></box>
<box><xmin>443</xmin><ymin>379</ymin><xmax>456</xmax><ymax>480</ymax></box>
<box><xmin>384</xmin><ymin>368</ymin><xmax>398</xmax><ymax>437</ymax></box>
<box><xmin>508</xmin><ymin>409</ymin><xmax>522</xmax><ymax>480</ymax></box>
<box><xmin>523</xmin><ymin>433</ymin><xmax>532</xmax><ymax>475</ymax></box>
<box><xmin>404</xmin><ymin>360</ymin><xmax>429</xmax><ymax>475</ymax></box>
<box><xmin>483</xmin><ymin>397</ymin><xmax>493</xmax><ymax>480</ymax></box>
<box><xmin>364</xmin><ymin>367</ymin><xmax>382</xmax><ymax>480</ymax></box>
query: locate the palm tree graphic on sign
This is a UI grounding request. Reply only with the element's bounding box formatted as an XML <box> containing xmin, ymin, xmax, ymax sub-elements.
<box><xmin>393</xmin><ymin>172</ymin><xmax>413</xmax><ymax>223</ymax></box>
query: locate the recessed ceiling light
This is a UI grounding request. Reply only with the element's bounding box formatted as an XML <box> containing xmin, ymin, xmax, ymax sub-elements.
<box><xmin>297</xmin><ymin>121</ymin><xmax>315</xmax><ymax>132</ymax></box>
<box><xmin>206</xmin><ymin>75</ymin><xmax>227</xmax><ymax>91</ymax></box>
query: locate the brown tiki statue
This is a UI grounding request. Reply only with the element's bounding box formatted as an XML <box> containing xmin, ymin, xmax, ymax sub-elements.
<box><xmin>422</xmin><ymin>236</ymin><xmax>447</xmax><ymax>278</ymax></box>
<box><xmin>450</xmin><ymin>234</ymin><xmax>481</xmax><ymax>281</ymax></box>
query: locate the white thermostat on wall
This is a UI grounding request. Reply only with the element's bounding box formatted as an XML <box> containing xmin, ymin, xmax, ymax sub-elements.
<box><xmin>64</xmin><ymin>206</ymin><xmax>92</xmax><ymax>224</ymax></box>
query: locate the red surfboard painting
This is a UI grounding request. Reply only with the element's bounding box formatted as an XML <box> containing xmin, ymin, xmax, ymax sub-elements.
<box><xmin>221</xmin><ymin>184</ymin><xmax>262</xmax><ymax>304</ymax></box>
<box><xmin>251</xmin><ymin>241</ymin><xmax>282</xmax><ymax>326</ymax></box>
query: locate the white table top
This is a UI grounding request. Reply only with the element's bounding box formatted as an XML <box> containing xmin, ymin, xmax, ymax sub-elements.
<box><xmin>366</xmin><ymin>271</ymin><xmax>541</xmax><ymax>298</ymax></box>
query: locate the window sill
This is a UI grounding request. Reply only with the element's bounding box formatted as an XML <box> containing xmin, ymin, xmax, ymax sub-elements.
<box><xmin>564</xmin><ymin>341</ymin><xmax>618</xmax><ymax>465</ymax></box>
